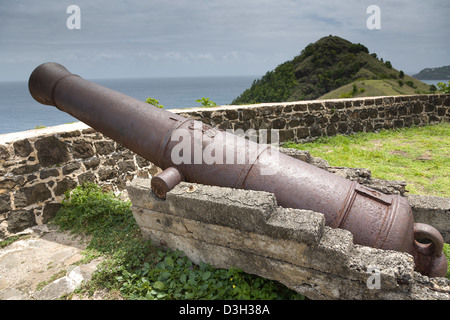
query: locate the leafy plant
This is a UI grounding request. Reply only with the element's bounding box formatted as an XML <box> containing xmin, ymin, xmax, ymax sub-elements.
<box><xmin>116</xmin><ymin>249</ymin><xmax>303</xmax><ymax>300</ymax></box>
<box><xmin>437</xmin><ymin>80</ymin><xmax>450</xmax><ymax>93</ymax></box>
<box><xmin>145</xmin><ymin>97</ymin><xmax>164</xmax><ymax>109</ymax></box>
<box><xmin>196</xmin><ymin>97</ymin><xmax>217</xmax><ymax>108</ymax></box>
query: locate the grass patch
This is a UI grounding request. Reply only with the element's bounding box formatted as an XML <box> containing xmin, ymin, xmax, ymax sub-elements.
<box><xmin>51</xmin><ymin>183</ymin><xmax>304</xmax><ymax>300</ymax></box>
<box><xmin>0</xmin><ymin>235</ymin><xmax>31</xmax><ymax>249</ymax></box>
<box><xmin>444</xmin><ymin>244</ymin><xmax>450</xmax><ymax>278</ymax></box>
<box><xmin>284</xmin><ymin>123</ymin><xmax>449</xmax><ymax>279</ymax></box>
<box><xmin>284</xmin><ymin>123</ymin><xmax>450</xmax><ymax>198</ymax></box>
<box><xmin>319</xmin><ymin>77</ymin><xmax>437</xmax><ymax>100</ymax></box>
<box><xmin>36</xmin><ymin>269</ymin><xmax>67</xmax><ymax>292</ymax></box>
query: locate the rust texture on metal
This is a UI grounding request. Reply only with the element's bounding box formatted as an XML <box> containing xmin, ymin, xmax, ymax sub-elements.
<box><xmin>151</xmin><ymin>167</ymin><xmax>184</xmax><ymax>199</ymax></box>
<box><xmin>28</xmin><ymin>62</ymin><xmax>448</xmax><ymax>277</ymax></box>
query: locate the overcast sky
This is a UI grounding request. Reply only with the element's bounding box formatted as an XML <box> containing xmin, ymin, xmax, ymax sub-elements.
<box><xmin>1</xmin><ymin>0</ymin><xmax>449</xmax><ymax>81</ymax></box>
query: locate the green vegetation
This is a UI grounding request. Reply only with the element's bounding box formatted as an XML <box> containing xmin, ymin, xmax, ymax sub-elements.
<box><xmin>0</xmin><ymin>234</ymin><xmax>30</xmax><ymax>249</ymax></box>
<box><xmin>196</xmin><ymin>97</ymin><xmax>218</xmax><ymax>108</ymax></box>
<box><xmin>51</xmin><ymin>183</ymin><xmax>304</xmax><ymax>300</ymax></box>
<box><xmin>36</xmin><ymin>269</ymin><xmax>67</xmax><ymax>292</ymax></box>
<box><xmin>338</xmin><ymin>84</ymin><xmax>366</xmax><ymax>98</ymax></box>
<box><xmin>232</xmin><ymin>35</ymin><xmax>431</xmax><ymax>104</ymax></box>
<box><xmin>145</xmin><ymin>97</ymin><xmax>164</xmax><ymax>109</ymax></box>
<box><xmin>444</xmin><ymin>244</ymin><xmax>450</xmax><ymax>278</ymax></box>
<box><xmin>284</xmin><ymin>123</ymin><xmax>450</xmax><ymax>279</ymax></box>
<box><xmin>146</xmin><ymin>97</ymin><xmax>219</xmax><ymax>109</ymax></box>
<box><xmin>283</xmin><ymin>123</ymin><xmax>450</xmax><ymax>198</ymax></box>
<box><xmin>413</xmin><ymin>65</ymin><xmax>450</xmax><ymax>80</ymax></box>
<box><xmin>437</xmin><ymin>80</ymin><xmax>450</xmax><ymax>94</ymax></box>
<box><xmin>319</xmin><ymin>77</ymin><xmax>433</xmax><ymax>100</ymax></box>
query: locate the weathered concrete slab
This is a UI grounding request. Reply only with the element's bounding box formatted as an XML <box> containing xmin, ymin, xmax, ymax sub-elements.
<box><xmin>0</xmin><ymin>224</ymin><xmax>101</xmax><ymax>300</ymax></box>
<box><xmin>409</xmin><ymin>194</ymin><xmax>450</xmax><ymax>242</ymax></box>
<box><xmin>127</xmin><ymin>178</ymin><xmax>449</xmax><ymax>300</ymax></box>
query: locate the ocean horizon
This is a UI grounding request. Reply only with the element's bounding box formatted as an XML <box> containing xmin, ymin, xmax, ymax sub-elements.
<box><xmin>0</xmin><ymin>77</ymin><xmax>446</xmax><ymax>136</ymax></box>
<box><xmin>0</xmin><ymin>75</ymin><xmax>258</xmax><ymax>135</ymax></box>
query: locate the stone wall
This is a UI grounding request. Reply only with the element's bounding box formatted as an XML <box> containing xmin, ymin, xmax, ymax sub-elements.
<box><xmin>126</xmin><ymin>178</ymin><xmax>450</xmax><ymax>300</ymax></box>
<box><xmin>0</xmin><ymin>94</ymin><xmax>449</xmax><ymax>239</ymax></box>
<box><xmin>0</xmin><ymin>123</ymin><xmax>159</xmax><ymax>238</ymax></box>
<box><xmin>174</xmin><ymin>94</ymin><xmax>450</xmax><ymax>143</ymax></box>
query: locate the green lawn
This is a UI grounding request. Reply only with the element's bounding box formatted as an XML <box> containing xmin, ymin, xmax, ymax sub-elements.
<box><xmin>284</xmin><ymin>123</ymin><xmax>450</xmax><ymax>278</ymax></box>
<box><xmin>283</xmin><ymin>123</ymin><xmax>450</xmax><ymax>198</ymax></box>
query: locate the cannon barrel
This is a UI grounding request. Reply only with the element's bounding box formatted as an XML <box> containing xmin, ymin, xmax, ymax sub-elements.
<box><xmin>28</xmin><ymin>62</ymin><xmax>447</xmax><ymax>277</ymax></box>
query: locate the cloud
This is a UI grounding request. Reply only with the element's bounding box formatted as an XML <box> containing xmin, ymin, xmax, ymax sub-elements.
<box><xmin>0</xmin><ymin>0</ymin><xmax>449</xmax><ymax>80</ymax></box>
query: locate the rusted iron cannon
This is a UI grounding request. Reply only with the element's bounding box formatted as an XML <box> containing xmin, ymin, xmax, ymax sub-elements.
<box><xmin>28</xmin><ymin>62</ymin><xmax>447</xmax><ymax>277</ymax></box>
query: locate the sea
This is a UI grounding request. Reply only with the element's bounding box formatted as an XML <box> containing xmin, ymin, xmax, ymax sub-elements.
<box><xmin>421</xmin><ymin>80</ymin><xmax>448</xmax><ymax>86</ymax></box>
<box><xmin>0</xmin><ymin>75</ymin><xmax>258</xmax><ymax>135</ymax></box>
<box><xmin>0</xmin><ymin>77</ymin><xmax>447</xmax><ymax>136</ymax></box>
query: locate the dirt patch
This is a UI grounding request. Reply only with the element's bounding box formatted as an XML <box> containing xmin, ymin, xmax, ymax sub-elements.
<box><xmin>415</xmin><ymin>153</ymin><xmax>433</xmax><ymax>161</ymax></box>
<box><xmin>390</xmin><ymin>150</ymin><xmax>410</xmax><ymax>157</ymax></box>
<box><xmin>370</xmin><ymin>140</ymin><xmax>384</xmax><ymax>147</ymax></box>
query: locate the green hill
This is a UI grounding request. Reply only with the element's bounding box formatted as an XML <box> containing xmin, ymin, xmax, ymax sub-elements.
<box><xmin>232</xmin><ymin>35</ymin><xmax>434</xmax><ymax>104</ymax></box>
<box><xmin>413</xmin><ymin>65</ymin><xmax>450</xmax><ymax>80</ymax></box>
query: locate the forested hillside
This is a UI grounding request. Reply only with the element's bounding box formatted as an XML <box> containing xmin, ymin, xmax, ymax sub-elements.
<box><xmin>232</xmin><ymin>35</ymin><xmax>426</xmax><ymax>104</ymax></box>
<box><xmin>413</xmin><ymin>65</ymin><xmax>450</xmax><ymax>80</ymax></box>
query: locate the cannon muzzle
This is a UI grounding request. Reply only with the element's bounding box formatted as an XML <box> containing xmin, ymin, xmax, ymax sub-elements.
<box><xmin>28</xmin><ymin>62</ymin><xmax>447</xmax><ymax>277</ymax></box>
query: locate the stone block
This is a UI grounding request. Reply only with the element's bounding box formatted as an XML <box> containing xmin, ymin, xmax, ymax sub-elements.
<box><xmin>72</xmin><ymin>140</ymin><xmax>95</xmax><ymax>159</ymax></box>
<box><xmin>62</xmin><ymin>162</ymin><xmax>81</xmax><ymax>175</ymax></box>
<box><xmin>54</xmin><ymin>178</ymin><xmax>77</xmax><ymax>196</ymax></box>
<box><xmin>266</xmin><ymin>207</ymin><xmax>324</xmax><ymax>244</ymax></box>
<box><xmin>42</xmin><ymin>202</ymin><xmax>62</xmax><ymax>223</ymax></box>
<box><xmin>0</xmin><ymin>194</ymin><xmax>11</xmax><ymax>214</ymax></box>
<box><xmin>77</xmin><ymin>171</ymin><xmax>97</xmax><ymax>185</ymax></box>
<box><xmin>117</xmin><ymin>160</ymin><xmax>136</xmax><ymax>174</ymax></box>
<box><xmin>83</xmin><ymin>157</ymin><xmax>100</xmax><ymax>170</ymax></box>
<box><xmin>242</xmin><ymin>109</ymin><xmax>256</xmax><ymax>121</ymax></box>
<box><xmin>7</xmin><ymin>209</ymin><xmax>36</xmax><ymax>233</ymax></box>
<box><xmin>35</xmin><ymin>136</ymin><xmax>70</xmax><ymax>167</ymax></box>
<box><xmin>165</xmin><ymin>183</ymin><xmax>277</xmax><ymax>235</ymax></box>
<box><xmin>0</xmin><ymin>145</ymin><xmax>10</xmax><ymax>162</ymax></box>
<box><xmin>127</xmin><ymin>178</ymin><xmax>449</xmax><ymax>300</ymax></box>
<box><xmin>98</xmin><ymin>168</ymin><xmax>116</xmax><ymax>181</ymax></box>
<box><xmin>271</xmin><ymin>118</ymin><xmax>286</xmax><ymax>130</ymax></box>
<box><xmin>296</xmin><ymin>127</ymin><xmax>309</xmax><ymax>139</ymax></box>
<box><xmin>94</xmin><ymin>140</ymin><xmax>115</xmax><ymax>155</ymax></box>
<box><xmin>19</xmin><ymin>183</ymin><xmax>52</xmax><ymax>206</ymax></box>
<box><xmin>225</xmin><ymin>109</ymin><xmax>239</xmax><ymax>120</ymax></box>
<box><xmin>40</xmin><ymin>168</ymin><xmax>60</xmax><ymax>179</ymax></box>
<box><xmin>12</xmin><ymin>164</ymin><xmax>40</xmax><ymax>175</ymax></box>
<box><xmin>408</xmin><ymin>194</ymin><xmax>450</xmax><ymax>242</ymax></box>
<box><xmin>13</xmin><ymin>139</ymin><xmax>33</xmax><ymax>158</ymax></box>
